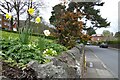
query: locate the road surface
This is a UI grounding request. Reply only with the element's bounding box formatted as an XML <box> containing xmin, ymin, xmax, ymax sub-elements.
<box><xmin>85</xmin><ymin>45</ymin><xmax>118</xmax><ymax>78</ymax></box>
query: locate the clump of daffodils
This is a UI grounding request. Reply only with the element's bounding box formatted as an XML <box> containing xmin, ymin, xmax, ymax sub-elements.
<box><xmin>27</xmin><ymin>7</ymin><xmax>41</xmax><ymax>24</ymax></box>
<box><xmin>43</xmin><ymin>48</ymin><xmax>57</xmax><ymax>57</ymax></box>
<box><xmin>43</xmin><ymin>30</ymin><xmax>51</xmax><ymax>36</ymax></box>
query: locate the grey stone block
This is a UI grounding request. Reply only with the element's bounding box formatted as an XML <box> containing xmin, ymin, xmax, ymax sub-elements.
<box><xmin>0</xmin><ymin>62</ymin><xmax>2</xmax><ymax>76</ymax></box>
<box><xmin>27</xmin><ymin>45</ymin><xmax>84</xmax><ymax>78</ymax></box>
<box><xmin>0</xmin><ymin>76</ymin><xmax>11</xmax><ymax>80</ymax></box>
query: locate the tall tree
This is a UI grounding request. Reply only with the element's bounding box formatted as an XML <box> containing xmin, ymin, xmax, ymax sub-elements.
<box><xmin>0</xmin><ymin>0</ymin><xmax>44</xmax><ymax>28</ymax></box>
<box><xmin>102</xmin><ymin>30</ymin><xmax>113</xmax><ymax>41</ymax></box>
<box><xmin>0</xmin><ymin>0</ymin><xmax>26</xmax><ymax>28</ymax></box>
<box><xmin>87</xmin><ymin>27</ymin><xmax>96</xmax><ymax>36</ymax></box>
<box><xmin>102</xmin><ymin>30</ymin><xmax>110</xmax><ymax>36</ymax></box>
<box><xmin>115</xmin><ymin>31</ymin><xmax>120</xmax><ymax>38</ymax></box>
<box><xmin>49</xmin><ymin>1</ymin><xmax>110</xmax><ymax>48</ymax></box>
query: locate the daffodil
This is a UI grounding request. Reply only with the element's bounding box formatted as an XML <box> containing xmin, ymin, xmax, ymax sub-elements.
<box><xmin>27</xmin><ymin>8</ymin><xmax>34</xmax><ymax>15</ymax></box>
<box><xmin>43</xmin><ymin>30</ymin><xmax>50</xmax><ymax>36</ymax></box>
<box><xmin>35</xmin><ymin>16</ymin><xmax>41</xmax><ymax>23</ymax></box>
<box><xmin>5</xmin><ymin>13</ymin><xmax>12</xmax><ymax>19</ymax></box>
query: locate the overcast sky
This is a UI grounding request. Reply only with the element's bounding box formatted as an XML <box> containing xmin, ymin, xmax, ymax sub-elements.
<box><xmin>95</xmin><ymin>0</ymin><xmax>119</xmax><ymax>34</ymax></box>
<box><xmin>38</xmin><ymin>0</ymin><xmax>119</xmax><ymax>34</ymax></box>
<box><xmin>1</xmin><ymin>0</ymin><xmax>119</xmax><ymax>34</ymax></box>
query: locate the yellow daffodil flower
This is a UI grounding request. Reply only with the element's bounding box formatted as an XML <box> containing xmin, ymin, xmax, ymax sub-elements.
<box><xmin>27</xmin><ymin>8</ymin><xmax>34</xmax><ymax>15</ymax></box>
<box><xmin>5</xmin><ymin>13</ymin><xmax>12</xmax><ymax>19</ymax></box>
<box><xmin>43</xmin><ymin>30</ymin><xmax>50</xmax><ymax>36</ymax></box>
<box><xmin>35</xmin><ymin>16</ymin><xmax>41</xmax><ymax>23</ymax></box>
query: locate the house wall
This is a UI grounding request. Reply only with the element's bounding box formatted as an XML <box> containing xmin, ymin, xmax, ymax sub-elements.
<box><xmin>91</xmin><ymin>36</ymin><xmax>104</xmax><ymax>42</ymax></box>
<box><xmin>0</xmin><ymin>14</ymin><xmax>10</xmax><ymax>30</ymax></box>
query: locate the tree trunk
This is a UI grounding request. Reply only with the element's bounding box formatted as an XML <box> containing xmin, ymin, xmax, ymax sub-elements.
<box><xmin>17</xmin><ymin>5</ymin><xmax>20</xmax><ymax>28</ymax></box>
<box><xmin>17</xmin><ymin>12</ymin><xmax>19</xmax><ymax>28</ymax></box>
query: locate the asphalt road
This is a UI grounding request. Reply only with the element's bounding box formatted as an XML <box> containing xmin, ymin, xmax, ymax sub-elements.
<box><xmin>85</xmin><ymin>45</ymin><xmax>118</xmax><ymax>78</ymax></box>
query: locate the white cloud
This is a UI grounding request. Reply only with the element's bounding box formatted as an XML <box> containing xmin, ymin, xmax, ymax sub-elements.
<box><xmin>95</xmin><ymin>0</ymin><xmax>119</xmax><ymax>34</ymax></box>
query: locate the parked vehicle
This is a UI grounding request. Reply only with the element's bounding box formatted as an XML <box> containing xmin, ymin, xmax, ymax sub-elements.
<box><xmin>99</xmin><ymin>43</ymin><xmax>108</xmax><ymax>48</ymax></box>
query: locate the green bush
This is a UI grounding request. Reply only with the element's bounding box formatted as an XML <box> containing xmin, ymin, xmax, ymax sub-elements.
<box><xmin>0</xmin><ymin>37</ymin><xmax>67</xmax><ymax>69</ymax></box>
<box><xmin>107</xmin><ymin>40</ymin><xmax>120</xmax><ymax>44</ymax></box>
<box><xmin>0</xmin><ymin>29</ymin><xmax>67</xmax><ymax>69</ymax></box>
<box><xmin>0</xmin><ymin>38</ymin><xmax>44</xmax><ymax>68</ymax></box>
<box><xmin>45</xmin><ymin>41</ymin><xmax>67</xmax><ymax>54</ymax></box>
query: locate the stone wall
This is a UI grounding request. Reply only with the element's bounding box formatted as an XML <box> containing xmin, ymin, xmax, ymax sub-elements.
<box><xmin>27</xmin><ymin>44</ymin><xmax>85</xmax><ymax>79</ymax></box>
<box><xmin>0</xmin><ymin>44</ymin><xmax>85</xmax><ymax>79</ymax></box>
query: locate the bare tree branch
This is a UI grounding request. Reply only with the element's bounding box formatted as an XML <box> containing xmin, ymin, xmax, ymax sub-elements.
<box><xmin>0</xmin><ymin>9</ymin><xmax>6</xmax><ymax>14</ymax></box>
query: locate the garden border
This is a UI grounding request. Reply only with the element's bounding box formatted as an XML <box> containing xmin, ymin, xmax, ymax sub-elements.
<box><xmin>0</xmin><ymin>44</ymin><xmax>86</xmax><ymax>79</ymax></box>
